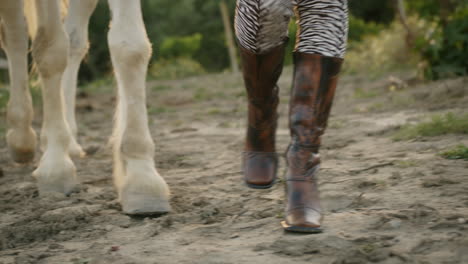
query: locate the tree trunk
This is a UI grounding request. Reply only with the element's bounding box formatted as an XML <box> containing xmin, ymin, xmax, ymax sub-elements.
<box><xmin>396</xmin><ymin>0</ymin><xmax>414</xmax><ymax>47</ymax></box>
<box><xmin>219</xmin><ymin>0</ymin><xmax>239</xmax><ymax>73</ymax></box>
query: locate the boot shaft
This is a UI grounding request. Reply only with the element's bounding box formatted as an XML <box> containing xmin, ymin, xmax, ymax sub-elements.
<box><xmin>239</xmin><ymin>45</ymin><xmax>286</xmax><ymax>102</ymax></box>
<box><xmin>286</xmin><ymin>52</ymin><xmax>343</xmax><ymax>178</ymax></box>
<box><xmin>289</xmin><ymin>52</ymin><xmax>343</xmax><ymax>150</ymax></box>
<box><xmin>239</xmin><ymin>44</ymin><xmax>287</xmax><ymax>187</ymax></box>
<box><xmin>239</xmin><ymin>44</ymin><xmax>286</xmax><ymax>152</ymax></box>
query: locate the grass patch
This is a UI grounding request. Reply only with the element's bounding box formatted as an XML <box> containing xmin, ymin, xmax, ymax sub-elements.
<box><xmin>361</xmin><ymin>243</ymin><xmax>377</xmax><ymax>254</ymax></box>
<box><xmin>329</xmin><ymin>119</ymin><xmax>347</xmax><ymax>129</ymax></box>
<box><xmin>368</xmin><ymin>102</ymin><xmax>385</xmax><ymax>112</ymax></box>
<box><xmin>150</xmin><ymin>57</ymin><xmax>205</xmax><ymax>80</ymax></box>
<box><xmin>217</xmin><ymin>121</ymin><xmax>231</xmax><ymax>128</ymax></box>
<box><xmin>151</xmin><ymin>84</ymin><xmax>171</xmax><ymax>92</ymax></box>
<box><xmin>0</xmin><ymin>123</ymin><xmax>5</xmax><ymax>138</ymax></box>
<box><xmin>0</xmin><ymin>81</ymin><xmax>43</xmax><ymax>112</ymax></box>
<box><xmin>194</xmin><ymin>87</ymin><xmax>212</xmax><ymax>101</ymax></box>
<box><xmin>207</xmin><ymin>108</ymin><xmax>222</xmax><ymax>115</ymax></box>
<box><xmin>82</xmin><ymin>77</ymin><xmax>114</xmax><ymax>94</ymax></box>
<box><xmin>354</xmin><ymin>87</ymin><xmax>379</xmax><ymax>99</ymax></box>
<box><xmin>148</xmin><ymin>106</ymin><xmax>175</xmax><ymax>115</ymax></box>
<box><xmin>440</xmin><ymin>145</ymin><xmax>468</xmax><ymax>160</ymax></box>
<box><xmin>393</xmin><ymin>112</ymin><xmax>468</xmax><ymax>141</ymax></box>
<box><xmin>193</xmin><ymin>87</ymin><xmax>226</xmax><ymax>101</ymax></box>
<box><xmin>391</xmin><ymin>93</ymin><xmax>416</xmax><ymax>108</ymax></box>
<box><xmin>235</xmin><ymin>89</ymin><xmax>246</xmax><ymax>98</ymax></box>
<box><xmin>0</xmin><ymin>88</ymin><xmax>8</xmax><ymax>112</ymax></box>
<box><xmin>395</xmin><ymin>160</ymin><xmax>419</xmax><ymax>168</ymax></box>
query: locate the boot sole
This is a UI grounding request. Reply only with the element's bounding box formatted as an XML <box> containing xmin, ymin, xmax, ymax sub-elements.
<box><xmin>281</xmin><ymin>221</ymin><xmax>323</xmax><ymax>233</ymax></box>
<box><xmin>245</xmin><ymin>179</ymin><xmax>276</xmax><ymax>189</ymax></box>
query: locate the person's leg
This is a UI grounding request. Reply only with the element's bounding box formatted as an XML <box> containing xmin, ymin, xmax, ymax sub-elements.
<box><xmin>282</xmin><ymin>0</ymin><xmax>348</xmax><ymax>233</ymax></box>
<box><xmin>235</xmin><ymin>0</ymin><xmax>293</xmax><ymax>188</ymax></box>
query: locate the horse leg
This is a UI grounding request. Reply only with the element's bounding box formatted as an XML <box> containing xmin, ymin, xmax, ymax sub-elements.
<box><xmin>107</xmin><ymin>0</ymin><xmax>170</xmax><ymax>214</ymax></box>
<box><xmin>31</xmin><ymin>0</ymin><xmax>78</xmax><ymax>194</ymax></box>
<box><xmin>0</xmin><ymin>0</ymin><xmax>37</xmax><ymax>163</ymax></box>
<box><xmin>61</xmin><ymin>0</ymin><xmax>98</xmax><ymax>157</ymax></box>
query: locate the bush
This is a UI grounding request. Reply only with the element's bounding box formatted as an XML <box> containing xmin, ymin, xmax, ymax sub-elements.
<box><xmin>348</xmin><ymin>15</ymin><xmax>385</xmax><ymax>43</ymax></box>
<box><xmin>159</xmin><ymin>33</ymin><xmax>203</xmax><ymax>59</ymax></box>
<box><xmin>414</xmin><ymin>5</ymin><xmax>468</xmax><ymax>79</ymax></box>
<box><xmin>343</xmin><ymin>17</ymin><xmax>423</xmax><ymax>76</ymax></box>
<box><xmin>349</xmin><ymin>0</ymin><xmax>395</xmax><ymax>25</ymax></box>
<box><xmin>150</xmin><ymin>57</ymin><xmax>205</xmax><ymax>80</ymax></box>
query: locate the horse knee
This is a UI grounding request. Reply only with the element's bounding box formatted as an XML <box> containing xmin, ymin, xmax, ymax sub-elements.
<box><xmin>108</xmin><ymin>34</ymin><xmax>151</xmax><ymax>67</ymax></box>
<box><xmin>67</xmin><ymin>29</ymin><xmax>89</xmax><ymax>59</ymax></box>
<box><xmin>32</xmin><ymin>27</ymin><xmax>68</xmax><ymax>77</ymax></box>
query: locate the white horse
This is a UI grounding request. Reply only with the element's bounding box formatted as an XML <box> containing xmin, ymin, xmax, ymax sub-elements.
<box><xmin>0</xmin><ymin>0</ymin><xmax>170</xmax><ymax>215</ymax></box>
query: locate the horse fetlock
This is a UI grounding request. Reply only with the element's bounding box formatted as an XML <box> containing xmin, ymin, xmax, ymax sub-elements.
<box><xmin>69</xmin><ymin>137</ymin><xmax>86</xmax><ymax>158</ymax></box>
<box><xmin>7</xmin><ymin>127</ymin><xmax>37</xmax><ymax>163</ymax></box>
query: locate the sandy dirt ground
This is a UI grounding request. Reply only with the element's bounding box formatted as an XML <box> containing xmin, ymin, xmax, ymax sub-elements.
<box><xmin>0</xmin><ymin>68</ymin><xmax>467</xmax><ymax>264</ymax></box>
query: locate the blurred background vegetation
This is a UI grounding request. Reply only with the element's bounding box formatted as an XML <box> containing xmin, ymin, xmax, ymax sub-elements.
<box><xmin>0</xmin><ymin>0</ymin><xmax>467</xmax><ymax>85</ymax></box>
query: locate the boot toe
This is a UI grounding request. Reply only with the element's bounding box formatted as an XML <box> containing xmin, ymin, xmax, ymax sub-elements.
<box><xmin>282</xmin><ymin>207</ymin><xmax>323</xmax><ymax>233</ymax></box>
<box><xmin>243</xmin><ymin>152</ymin><xmax>277</xmax><ymax>188</ymax></box>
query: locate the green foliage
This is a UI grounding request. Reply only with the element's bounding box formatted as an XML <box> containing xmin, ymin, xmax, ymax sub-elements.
<box><xmin>405</xmin><ymin>0</ymin><xmax>468</xmax><ymax>21</ymax></box>
<box><xmin>348</xmin><ymin>15</ymin><xmax>384</xmax><ymax>43</ymax></box>
<box><xmin>159</xmin><ymin>33</ymin><xmax>203</xmax><ymax>59</ymax></box>
<box><xmin>343</xmin><ymin>17</ymin><xmax>422</xmax><ymax>76</ymax></box>
<box><xmin>150</xmin><ymin>57</ymin><xmax>205</xmax><ymax>80</ymax></box>
<box><xmin>148</xmin><ymin>106</ymin><xmax>176</xmax><ymax>115</ymax></box>
<box><xmin>284</xmin><ymin>20</ymin><xmax>297</xmax><ymax>65</ymax></box>
<box><xmin>193</xmin><ymin>87</ymin><xmax>226</xmax><ymax>101</ymax></box>
<box><xmin>406</xmin><ymin>0</ymin><xmax>441</xmax><ymax>20</ymax></box>
<box><xmin>348</xmin><ymin>0</ymin><xmax>395</xmax><ymax>24</ymax></box>
<box><xmin>440</xmin><ymin>145</ymin><xmax>468</xmax><ymax>160</ymax></box>
<box><xmin>0</xmin><ymin>87</ymin><xmax>8</xmax><ymax>112</ymax></box>
<box><xmin>415</xmin><ymin>5</ymin><xmax>468</xmax><ymax>79</ymax></box>
<box><xmin>353</xmin><ymin>87</ymin><xmax>379</xmax><ymax>99</ymax></box>
<box><xmin>79</xmin><ymin>1</ymin><xmax>112</xmax><ymax>83</ymax></box>
<box><xmin>143</xmin><ymin>0</ymin><xmax>236</xmax><ymax>71</ymax></box>
<box><xmin>81</xmin><ymin>77</ymin><xmax>114</xmax><ymax>94</ymax></box>
<box><xmin>0</xmin><ymin>80</ymin><xmax>42</xmax><ymax>114</ymax></box>
<box><xmin>393</xmin><ymin>112</ymin><xmax>468</xmax><ymax>141</ymax></box>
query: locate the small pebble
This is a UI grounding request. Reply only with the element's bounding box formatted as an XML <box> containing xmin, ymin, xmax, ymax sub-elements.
<box><xmin>458</xmin><ymin>218</ymin><xmax>466</xmax><ymax>224</ymax></box>
<box><xmin>110</xmin><ymin>246</ymin><xmax>120</xmax><ymax>252</ymax></box>
<box><xmin>389</xmin><ymin>219</ymin><xmax>402</xmax><ymax>229</ymax></box>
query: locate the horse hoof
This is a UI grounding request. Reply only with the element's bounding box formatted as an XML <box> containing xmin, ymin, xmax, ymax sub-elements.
<box><xmin>121</xmin><ymin>193</ymin><xmax>171</xmax><ymax>215</ymax></box>
<box><xmin>9</xmin><ymin>147</ymin><xmax>35</xmax><ymax>164</ymax></box>
<box><xmin>69</xmin><ymin>142</ymin><xmax>86</xmax><ymax>158</ymax></box>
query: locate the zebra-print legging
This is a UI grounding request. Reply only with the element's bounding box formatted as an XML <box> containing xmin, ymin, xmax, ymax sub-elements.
<box><xmin>235</xmin><ymin>0</ymin><xmax>348</xmax><ymax>58</ymax></box>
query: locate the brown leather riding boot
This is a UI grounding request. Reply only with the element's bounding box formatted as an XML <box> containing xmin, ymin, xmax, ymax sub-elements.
<box><xmin>281</xmin><ymin>52</ymin><xmax>343</xmax><ymax>233</ymax></box>
<box><xmin>239</xmin><ymin>44</ymin><xmax>286</xmax><ymax>189</ymax></box>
